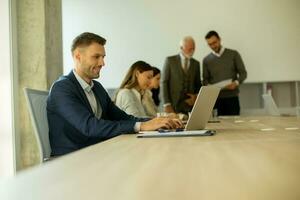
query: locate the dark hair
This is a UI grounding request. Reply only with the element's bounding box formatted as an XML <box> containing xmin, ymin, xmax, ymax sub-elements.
<box><xmin>152</xmin><ymin>66</ymin><xmax>161</xmax><ymax>77</ymax></box>
<box><xmin>151</xmin><ymin>66</ymin><xmax>161</xmax><ymax>106</ymax></box>
<box><xmin>151</xmin><ymin>88</ymin><xmax>160</xmax><ymax>106</ymax></box>
<box><xmin>205</xmin><ymin>30</ymin><xmax>220</xmax><ymax>39</ymax></box>
<box><xmin>71</xmin><ymin>32</ymin><xmax>106</xmax><ymax>53</ymax></box>
<box><xmin>119</xmin><ymin>61</ymin><xmax>153</xmax><ymax>89</ymax></box>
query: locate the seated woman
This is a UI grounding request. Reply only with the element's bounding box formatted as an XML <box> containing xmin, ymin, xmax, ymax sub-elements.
<box><xmin>114</xmin><ymin>61</ymin><xmax>155</xmax><ymax>118</ymax></box>
<box><xmin>145</xmin><ymin>67</ymin><xmax>186</xmax><ymax>120</ymax></box>
<box><xmin>143</xmin><ymin>67</ymin><xmax>161</xmax><ymax>117</ymax></box>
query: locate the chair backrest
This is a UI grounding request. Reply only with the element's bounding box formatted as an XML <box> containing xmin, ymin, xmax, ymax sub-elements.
<box><xmin>24</xmin><ymin>88</ymin><xmax>51</xmax><ymax>162</ymax></box>
<box><xmin>106</xmin><ymin>88</ymin><xmax>117</xmax><ymax>99</ymax></box>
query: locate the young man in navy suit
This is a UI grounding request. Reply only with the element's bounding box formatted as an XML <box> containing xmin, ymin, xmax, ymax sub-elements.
<box><xmin>47</xmin><ymin>32</ymin><xmax>182</xmax><ymax>156</ymax></box>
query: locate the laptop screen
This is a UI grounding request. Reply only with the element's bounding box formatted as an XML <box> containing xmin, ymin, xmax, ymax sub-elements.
<box><xmin>185</xmin><ymin>86</ymin><xmax>220</xmax><ymax>130</ymax></box>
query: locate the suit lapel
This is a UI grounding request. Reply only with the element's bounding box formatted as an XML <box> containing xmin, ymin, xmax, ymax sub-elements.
<box><xmin>175</xmin><ymin>54</ymin><xmax>185</xmax><ymax>75</ymax></box>
<box><xmin>176</xmin><ymin>54</ymin><xmax>195</xmax><ymax>75</ymax></box>
<box><xmin>92</xmin><ymin>83</ymin><xmax>106</xmax><ymax>113</ymax></box>
<box><xmin>188</xmin><ymin>58</ymin><xmax>194</xmax><ymax>73</ymax></box>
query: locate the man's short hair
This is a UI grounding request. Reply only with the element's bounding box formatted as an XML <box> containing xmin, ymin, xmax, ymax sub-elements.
<box><xmin>71</xmin><ymin>32</ymin><xmax>106</xmax><ymax>53</ymax></box>
<box><xmin>205</xmin><ymin>31</ymin><xmax>220</xmax><ymax>39</ymax></box>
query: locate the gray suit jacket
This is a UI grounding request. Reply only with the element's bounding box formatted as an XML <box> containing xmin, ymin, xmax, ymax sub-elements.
<box><xmin>162</xmin><ymin>54</ymin><xmax>202</xmax><ymax>113</ymax></box>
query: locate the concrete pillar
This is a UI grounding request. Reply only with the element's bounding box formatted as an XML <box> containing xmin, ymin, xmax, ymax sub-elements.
<box><xmin>17</xmin><ymin>0</ymin><xmax>62</xmax><ymax>169</ymax></box>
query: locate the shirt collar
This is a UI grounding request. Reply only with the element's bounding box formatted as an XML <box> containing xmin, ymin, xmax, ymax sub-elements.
<box><xmin>179</xmin><ymin>52</ymin><xmax>190</xmax><ymax>60</ymax></box>
<box><xmin>73</xmin><ymin>70</ymin><xmax>94</xmax><ymax>93</ymax></box>
<box><xmin>212</xmin><ymin>46</ymin><xmax>225</xmax><ymax>57</ymax></box>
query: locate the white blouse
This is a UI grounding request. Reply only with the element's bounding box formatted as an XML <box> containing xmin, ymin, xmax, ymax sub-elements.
<box><xmin>115</xmin><ymin>88</ymin><xmax>151</xmax><ymax>118</ymax></box>
<box><xmin>142</xmin><ymin>90</ymin><xmax>159</xmax><ymax>117</ymax></box>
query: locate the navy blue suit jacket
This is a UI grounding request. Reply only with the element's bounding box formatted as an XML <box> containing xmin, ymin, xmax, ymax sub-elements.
<box><xmin>47</xmin><ymin>71</ymin><xmax>143</xmax><ymax>156</ymax></box>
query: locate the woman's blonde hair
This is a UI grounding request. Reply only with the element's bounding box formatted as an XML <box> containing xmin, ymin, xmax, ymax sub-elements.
<box><xmin>119</xmin><ymin>61</ymin><xmax>153</xmax><ymax>89</ymax></box>
<box><xmin>113</xmin><ymin>61</ymin><xmax>153</xmax><ymax>102</ymax></box>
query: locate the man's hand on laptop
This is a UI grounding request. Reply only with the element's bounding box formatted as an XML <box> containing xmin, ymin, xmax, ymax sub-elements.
<box><xmin>140</xmin><ymin>117</ymin><xmax>183</xmax><ymax>131</ymax></box>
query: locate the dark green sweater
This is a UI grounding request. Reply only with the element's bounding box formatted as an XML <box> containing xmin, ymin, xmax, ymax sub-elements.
<box><xmin>202</xmin><ymin>48</ymin><xmax>247</xmax><ymax>98</ymax></box>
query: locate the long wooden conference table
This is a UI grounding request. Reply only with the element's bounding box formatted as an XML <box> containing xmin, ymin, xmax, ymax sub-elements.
<box><xmin>1</xmin><ymin>116</ymin><xmax>300</xmax><ymax>200</ymax></box>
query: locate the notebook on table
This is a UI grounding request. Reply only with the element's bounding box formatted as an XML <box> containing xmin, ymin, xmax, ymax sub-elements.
<box><xmin>137</xmin><ymin>86</ymin><xmax>220</xmax><ymax>138</ymax></box>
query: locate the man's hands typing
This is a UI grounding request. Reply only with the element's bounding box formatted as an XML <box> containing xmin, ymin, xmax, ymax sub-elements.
<box><xmin>140</xmin><ymin>117</ymin><xmax>183</xmax><ymax>131</ymax></box>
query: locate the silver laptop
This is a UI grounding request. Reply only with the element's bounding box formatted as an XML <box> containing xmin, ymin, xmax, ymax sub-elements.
<box><xmin>137</xmin><ymin>86</ymin><xmax>220</xmax><ymax>137</ymax></box>
<box><xmin>185</xmin><ymin>86</ymin><xmax>220</xmax><ymax>130</ymax></box>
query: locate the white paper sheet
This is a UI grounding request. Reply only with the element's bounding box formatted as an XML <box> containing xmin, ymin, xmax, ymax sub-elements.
<box><xmin>210</xmin><ymin>79</ymin><xmax>232</xmax><ymax>88</ymax></box>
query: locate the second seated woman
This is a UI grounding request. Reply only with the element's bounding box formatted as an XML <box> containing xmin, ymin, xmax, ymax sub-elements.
<box><xmin>114</xmin><ymin>61</ymin><xmax>155</xmax><ymax>118</ymax></box>
<box><xmin>143</xmin><ymin>67</ymin><xmax>161</xmax><ymax>117</ymax></box>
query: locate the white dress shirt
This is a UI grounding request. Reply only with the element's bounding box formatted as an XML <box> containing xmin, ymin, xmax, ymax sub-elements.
<box><xmin>179</xmin><ymin>52</ymin><xmax>191</xmax><ymax>70</ymax></box>
<box><xmin>212</xmin><ymin>46</ymin><xmax>225</xmax><ymax>57</ymax></box>
<box><xmin>73</xmin><ymin>70</ymin><xmax>102</xmax><ymax>119</ymax></box>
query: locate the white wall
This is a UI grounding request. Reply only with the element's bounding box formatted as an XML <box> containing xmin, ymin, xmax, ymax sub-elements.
<box><xmin>0</xmin><ymin>0</ymin><xmax>16</xmax><ymax>177</ymax></box>
<box><xmin>62</xmin><ymin>0</ymin><xmax>300</xmax><ymax>88</ymax></box>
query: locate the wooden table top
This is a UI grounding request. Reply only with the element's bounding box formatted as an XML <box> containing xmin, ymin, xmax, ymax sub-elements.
<box><xmin>1</xmin><ymin>116</ymin><xmax>300</xmax><ymax>200</ymax></box>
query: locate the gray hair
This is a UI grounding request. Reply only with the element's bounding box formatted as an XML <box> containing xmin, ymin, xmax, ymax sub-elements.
<box><xmin>179</xmin><ymin>36</ymin><xmax>195</xmax><ymax>47</ymax></box>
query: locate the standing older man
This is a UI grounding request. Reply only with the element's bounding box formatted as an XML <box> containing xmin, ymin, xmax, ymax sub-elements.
<box><xmin>203</xmin><ymin>30</ymin><xmax>247</xmax><ymax>115</ymax></box>
<box><xmin>47</xmin><ymin>32</ymin><xmax>182</xmax><ymax>156</ymax></box>
<box><xmin>162</xmin><ymin>36</ymin><xmax>202</xmax><ymax>114</ymax></box>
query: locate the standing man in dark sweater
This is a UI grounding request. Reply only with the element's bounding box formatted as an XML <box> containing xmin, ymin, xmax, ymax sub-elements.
<box><xmin>202</xmin><ymin>31</ymin><xmax>247</xmax><ymax>115</ymax></box>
